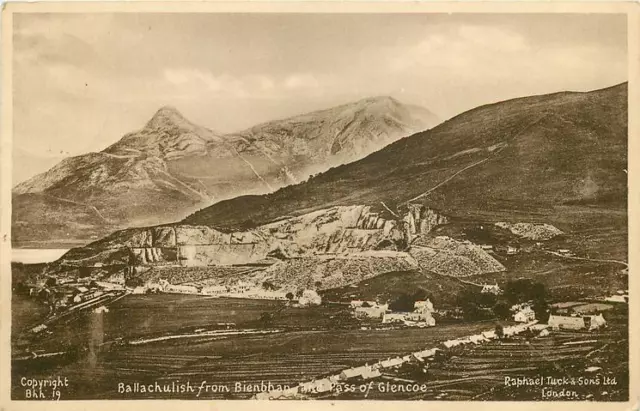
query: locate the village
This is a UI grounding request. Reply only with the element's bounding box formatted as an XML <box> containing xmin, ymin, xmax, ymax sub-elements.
<box><xmin>255</xmin><ymin>296</ymin><xmax>625</xmax><ymax>400</ymax></box>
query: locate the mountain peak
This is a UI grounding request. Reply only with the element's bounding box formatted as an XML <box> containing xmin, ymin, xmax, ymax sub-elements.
<box><xmin>145</xmin><ymin>105</ymin><xmax>192</xmax><ymax>130</ymax></box>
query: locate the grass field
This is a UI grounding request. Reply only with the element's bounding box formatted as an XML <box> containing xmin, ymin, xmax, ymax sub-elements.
<box><xmin>12</xmin><ymin>313</ymin><xmax>498</xmax><ymax>399</ymax></box>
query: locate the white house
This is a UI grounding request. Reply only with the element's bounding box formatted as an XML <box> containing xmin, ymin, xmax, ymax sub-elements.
<box><xmin>355</xmin><ymin>304</ymin><xmax>388</xmax><ymax>319</ymax></box>
<box><xmin>514</xmin><ymin>306</ymin><xmax>536</xmax><ymax>323</ymax></box>
<box><xmin>299</xmin><ymin>289</ymin><xmax>322</xmax><ymax>306</ymax></box>
<box><xmin>482</xmin><ymin>330</ymin><xmax>497</xmax><ymax>339</ymax></box>
<box><xmin>360</xmin><ymin>367</ymin><xmax>382</xmax><ymax>380</ymax></box>
<box><xmin>165</xmin><ymin>284</ymin><xmax>199</xmax><ymax>294</ymax></box>
<box><xmin>442</xmin><ymin>339</ymin><xmax>463</xmax><ymax>348</ymax></box>
<box><xmin>548</xmin><ymin>315</ymin><xmax>587</xmax><ymax>330</ymax></box>
<box><xmin>481</xmin><ymin>284</ymin><xmax>502</xmax><ymax>295</ymax></box>
<box><xmin>414</xmin><ymin>348</ymin><xmax>439</xmax><ymax>359</ymax></box>
<box><xmin>414</xmin><ymin>299</ymin><xmax>434</xmax><ymax>312</ymax></box>
<box><xmin>382</xmin><ymin>313</ymin><xmax>407</xmax><ymax>324</ymax></box>
<box><xmin>469</xmin><ymin>334</ymin><xmax>487</xmax><ymax>344</ymax></box>
<box><xmin>586</xmin><ymin>314</ymin><xmax>607</xmax><ymax>330</ymax></box>
<box><xmin>313</xmin><ymin>379</ymin><xmax>334</xmax><ymax>393</ymax></box>
<box><xmin>379</xmin><ymin>357</ymin><xmax>404</xmax><ymax>369</ymax></box>
<box><xmin>604</xmin><ymin>295</ymin><xmax>627</xmax><ymax>303</ymax></box>
<box><xmin>339</xmin><ymin>364</ymin><xmax>379</xmax><ymax>380</ymax></box>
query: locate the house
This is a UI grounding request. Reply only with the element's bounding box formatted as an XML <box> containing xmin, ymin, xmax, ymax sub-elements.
<box><xmin>414</xmin><ymin>299</ymin><xmax>434</xmax><ymax>312</ymax></box>
<box><xmin>382</xmin><ymin>313</ymin><xmax>407</xmax><ymax>324</ymax></box>
<box><xmin>548</xmin><ymin>315</ymin><xmax>587</xmax><ymax>330</ymax></box>
<box><xmin>312</xmin><ymin>379</ymin><xmax>333</xmax><ymax>393</ymax></box>
<box><xmin>469</xmin><ymin>334</ymin><xmax>487</xmax><ymax>344</ymax></box>
<box><xmin>131</xmin><ymin>286</ymin><xmax>146</xmax><ymax>294</ymax></box>
<box><xmin>482</xmin><ymin>330</ymin><xmax>497</xmax><ymax>339</ymax></box>
<box><xmin>585</xmin><ymin>314</ymin><xmax>607</xmax><ymax>330</ymax></box>
<box><xmin>96</xmin><ymin>281</ymin><xmax>125</xmax><ymax>291</ymax></box>
<box><xmin>299</xmin><ymin>289</ymin><xmax>322</xmax><ymax>306</ymax></box>
<box><xmin>350</xmin><ymin>300</ymin><xmax>378</xmax><ymax>308</ymax></box>
<box><xmin>507</xmin><ymin>246</ymin><xmax>519</xmax><ymax>255</ymax></box>
<box><xmin>481</xmin><ymin>284</ymin><xmax>502</xmax><ymax>295</ymax></box>
<box><xmin>406</xmin><ymin>312</ymin><xmax>436</xmax><ymax>326</ymax></box>
<box><xmin>480</xmin><ymin>245</ymin><xmax>493</xmax><ymax>251</ymax></box>
<box><xmin>414</xmin><ymin>348</ymin><xmax>439</xmax><ymax>359</ymax></box>
<box><xmin>355</xmin><ymin>304</ymin><xmax>387</xmax><ymax>319</ymax></box>
<box><xmin>299</xmin><ymin>381</ymin><xmax>316</xmax><ymax>393</ymax></box>
<box><xmin>360</xmin><ymin>367</ymin><xmax>382</xmax><ymax>380</ymax></box>
<box><xmin>442</xmin><ymin>339</ymin><xmax>463</xmax><ymax>348</ymax></box>
<box><xmin>339</xmin><ymin>364</ymin><xmax>379</xmax><ymax>380</ymax></box>
<box><xmin>379</xmin><ymin>357</ymin><xmax>404</xmax><ymax>369</ymax></box>
<box><xmin>166</xmin><ymin>284</ymin><xmax>199</xmax><ymax>294</ymax></box>
<box><xmin>514</xmin><ymin>306</ymin><xmax>536</xmax><ymax>323</ymax></box>
<box><xmin>604</xmin><ymin>295</ymin><xmax>628</xmax><ymax>303</ymax></box>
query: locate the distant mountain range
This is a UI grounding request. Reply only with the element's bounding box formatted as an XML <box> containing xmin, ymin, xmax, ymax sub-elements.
<box><xmin>12</xmin><ymin>97</ymin><xmax>439</xmax><ymax>246</ymax></box>
<box><xmin>184</xmin><ymin>83</ymin><xmax>627</xmax><ymax>231</ymax></box>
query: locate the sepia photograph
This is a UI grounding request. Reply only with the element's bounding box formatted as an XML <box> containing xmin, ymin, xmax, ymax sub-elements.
<box><xmin>2</xmin><ymin>3</ymin><xmax>636</xmax><ymax>407</ymax></box>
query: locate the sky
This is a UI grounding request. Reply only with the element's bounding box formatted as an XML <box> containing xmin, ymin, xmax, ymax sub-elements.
<box><xmin>13</xmin><ymin>13</ymin><xmax>628</xmax><ymax>185</ymax></box>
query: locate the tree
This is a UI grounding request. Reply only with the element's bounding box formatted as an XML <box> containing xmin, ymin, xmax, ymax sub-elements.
<box><xmin>495</xmin><ymin>324</ymin><xmax>504</xmax><ymax>339</ymax></box>
<box><xmin>262</xmin><ymin>281</ymin><xmax>277</xmax><ymax>291</ymax></box>
<box><xmin>492</xmin><ymin>301</ymin><xmax>511</xmax><ymax>320</ymax></box>
<box><xmin>45</xmin><ymin>277</ymin><xmax>57</xmax><ymax>287</ymax></box>
<box><xmin>531</xmin><ymin>298</ymin><xmax>550</xmax><ymax>323</ymax></box>
<box><xmin>389</xmin><ymin>288</ymin><xmax>431</xmax><ymax>312</ymax></box>
<box><xmin>285</xmin><ymin>292</ymin><xmax>294</xmax><ymax>300</ymax></box>
<box><xmin>389</xmin><ymin>293</ymin><xmax>415</xmax><ymax>312</ymax></box>
<box><xmin>78</xmin><ymin>266</ymin><xmax>92</xmax><ymax>278</ymax></box>
<box><xmin>125</xmin><ymin>277</ymin><xmax>144</xmax><ymax>287</ymax></box>
<box><xmin>258</xmin><ymin>312</ymin><xmax>274</xmax><ymax>328</ymax></box>
<box><xmin>478</xmin><ymin>292</ymin><xmax>498</xmax><ymax>308</ymax></box>
<box><xmin>503</xmin><ymin>279</ymin><xmax>547</xmax><ymax>305</ymax></box>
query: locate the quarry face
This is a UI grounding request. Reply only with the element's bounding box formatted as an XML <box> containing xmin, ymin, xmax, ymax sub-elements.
<box><xmin>55</xmin><ymin>204</ymin><xmax>507</xmax><ymax>290</ymax></box>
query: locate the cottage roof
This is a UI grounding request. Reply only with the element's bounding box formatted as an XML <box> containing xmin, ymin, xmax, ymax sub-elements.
<box><xmin>548</xmin><ymin>315</ymin><xmax>585</xmax><ymax>327</ymax></box>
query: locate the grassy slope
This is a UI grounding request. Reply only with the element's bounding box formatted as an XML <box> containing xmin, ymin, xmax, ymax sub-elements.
<box><xmin>184</xmin><ymin>83</ymin><xmax>627</xmax><ymax>235</ymax></box>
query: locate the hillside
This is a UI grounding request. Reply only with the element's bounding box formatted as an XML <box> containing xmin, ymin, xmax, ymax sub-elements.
<box><xmin>185</xmin><ymin>83</ymin><xmax>627</xmax><ymax>237</ymax></box>
<box><xmin>12</xmin><ymin>98</ymin><xmax>438</xmax><ymax>246</ymax></box>
<box><xmin>35</xmin><ymin>83</ymin><xmax>627</xmax><ymax>303</ymax></box>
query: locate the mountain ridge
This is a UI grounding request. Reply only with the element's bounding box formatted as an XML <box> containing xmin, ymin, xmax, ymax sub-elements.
<box><xmin>12</xmin><ymin>96</ymin><xmax>439</xmax><ymax>246</ymax></box>
<box><xmin>183</xmin><ymin>82</ymin><xmax>627</xmax><ymax>232</ymax></box>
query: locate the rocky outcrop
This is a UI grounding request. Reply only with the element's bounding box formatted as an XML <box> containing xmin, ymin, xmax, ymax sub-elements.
<box><xmin>58</xmin><ymin>204</ymin><xmax>451</xmax><ymax>269</ymax></box>
<box><xmin>495</xmin><ymin>222</ymin><xmax>564</xmax><ymax>241</ymax></box>
<box><xmin>409</xmin><ymin>236</ymin><xmax>505</xmax><ymax>277</ymax></box>
<box><xmin>403</xmin><ymin>204</ymin><xmax>449</xmax><ymax>244</ymax></box>
<box><xmin>51</xmin><ymin>204</ymin><xmax>462</xmax><ymax>290</ymax></box>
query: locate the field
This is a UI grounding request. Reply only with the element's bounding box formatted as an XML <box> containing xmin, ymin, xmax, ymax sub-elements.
<box><xmin>12</xmin><ymin>293</ymin><xmax>50</xmax><ymax>333</ymax></box>
<box><xmin>12</xmin><ymin>291</ymin><xmax>499</xmax><ymax>400</ymax></box>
